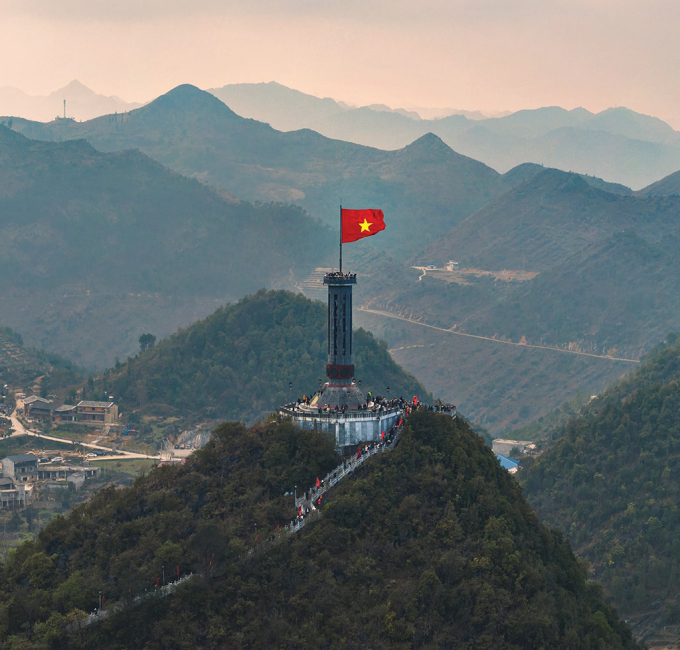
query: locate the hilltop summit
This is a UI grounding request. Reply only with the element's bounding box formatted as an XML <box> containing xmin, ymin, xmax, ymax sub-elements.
<box><xmin>0</xmin><ymin>410</ymin><xmax>639</xmax><ymax>648</ymax></box>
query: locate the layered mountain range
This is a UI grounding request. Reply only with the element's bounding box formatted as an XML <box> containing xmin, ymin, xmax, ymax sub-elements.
<box><xmin>207</xmin><ymin>82</ymin><xmax>680</xmax><ymax>189</ymax></box>
<box><xmin>0</xmin><ymin>80</ymin><xmax>141</xmax><ymax>122</ymax></box>
<box><xmin>0</xmin><ymin>124</ymin><xmax>333</xmax><ymax>367</ymax></box>
<box><xmin>2</xmin><ymin>85</ymin><xmax>652</xmax><ymax>260</ymax></box>
<box><xmin>4</xmin><ymin>81</ymin><xmax>680</xmax><ymax>433</ymax></box>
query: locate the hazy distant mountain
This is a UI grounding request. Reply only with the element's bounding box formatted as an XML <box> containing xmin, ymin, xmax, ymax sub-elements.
<box><xmin>206</xmin><ymin>82</ymin><xmax>478</xmax><ymax>130</ymax></box>
<box><xmin>418</xmin><ymin>168</ymin><xmax>680</xmax><ymax>271</ymax></box>
<box><xmin>208</xmin><ymin>81</ymin><xmax>346</xmax><ymax>131</ymax></box>
<box><xmin>583</xmin><ymin>107</ymin><xmax>680</xmax><ymax>144</ymax></box>
<box><xmin>405</xmin><ymin>106</ymin><xmax>492</xmax><ymax>120</ymax></box>
<box><xmin>4</xmin><ymin>85</ymin><xmax>530</xmax><ymax>258</ymax></box>
<box><xmin>0</xmin><ymin>125</ymin><xmax>333</xmax><ymax>366</ymax></box>
<box><xmin>469</xmin><ymin>231</ymin><xmax>680</xmax><ymax>354</ymax></box>
<box><xmin>0</xmin><ymin>80</ymin><xmax>141</xmax><ymax>122</ymax></box>
<box><xmin>479</xmin><ymin>106</ymin><xmax>594</xmax><ymax>139</ymax></box>
<box><xmin>636</xmin><ymin>169</ymin><xmax>680</xmax><ymax>196</ymax></box>
<box><xmin>205</xmin><ymin>83</ymin><xmax>680</xmax><ymax>188</ymax></box>
<box><xmin>363</xmin><ymin>103</ymin><xmax>421</xmax><ymax>120</ymax></box>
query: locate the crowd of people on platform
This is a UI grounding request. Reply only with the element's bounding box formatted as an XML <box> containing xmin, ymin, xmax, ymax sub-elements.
<box><xmin>288</xmin><ymin>391</ymin><xmax>455</xmax><ymax>418</ymax></box>
<box><xmin>325</xmin><ymin>272</ymin><xmax>357</xmax><ymax>280</ymax></box>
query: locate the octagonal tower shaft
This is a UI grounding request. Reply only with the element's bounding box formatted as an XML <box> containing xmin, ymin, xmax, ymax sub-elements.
<box><xmin>324</xmin><ymin>273</ymin><xmax>356</xmax><ymax>383</ymax></box>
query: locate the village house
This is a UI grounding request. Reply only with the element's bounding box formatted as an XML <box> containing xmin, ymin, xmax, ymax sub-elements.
<box><xmin>67</xmin><ymin>473</ymin><xmax>86</xmax><ymax>490</ymax></box>
<box><xmin>23</xmin><ymin>396</ymin><xmax>56</xmax><ymax>421</ymax></box>
<box><xmin>22</xmin><ymin>396</ymin><xmax>117</xmax><ymax>424</ymax></box>
<box><xmin>53</xmin><ymin>404</ymin><xmax>78</xmax><ymax>422</ymax></box>
<box><xmin>37</xmin><ymin>465</ymin><xmax>101</xmax><ymax>481</ymax></box>
<box><xmin>77</xmin><ymin>400</ymin><xmax>118</xmax><ymax>423</ymax></box>
<box><xmin>2</xmin><ymin>454</ymin><xmax>38</xmax><ymax>482</ymax></box>
<box><xmin>0</xmin><ymin>477</ymin><xmax>33</xmax><ymax>509</ymax></box>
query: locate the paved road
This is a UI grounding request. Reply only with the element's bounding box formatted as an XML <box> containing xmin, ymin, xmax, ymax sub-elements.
<box><xmin>10</xmin><ymin>403</ymin><xmax>158</xmax><ymax>460</ymax></box>
<box><xmin>358</xmin><ymin>307</ymin><xmax>640</xmax><ymax>364</ymax></box>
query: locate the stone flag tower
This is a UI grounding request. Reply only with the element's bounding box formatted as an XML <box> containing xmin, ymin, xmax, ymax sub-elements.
<box><xmin>279</xmin><ymin>270</ymin><xmax>402</xmax><ymax>449</ymax></box>
<box><xmin>325</xmin><ymin>272</ymin><xmax>355</xmax><ymax>381</ymax></box>
<box><xmin>316</xmin><ymin>272</ymin><xmax>365</xmax><ymax>409</ymax></box>
<box><xmin>279</xmin><ymin>205</ymin><xmax>402</xmax><ymax>449</ymax></box>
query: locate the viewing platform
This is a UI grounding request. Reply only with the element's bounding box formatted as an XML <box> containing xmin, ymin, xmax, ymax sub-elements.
<box><xmin>323</xmin><ymin>272</ymin><xmax>357</xmax><ymax>286</ymax></box>
<box><xmin>279</xmin><ymin>399</ymin><xmax>403</xmax><ymax>448</ymax></box>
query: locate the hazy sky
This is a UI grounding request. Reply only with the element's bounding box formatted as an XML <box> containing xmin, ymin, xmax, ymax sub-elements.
<box><xmin>2</xmin><ymin>0</ymin><xmax>679</xmax><ymax>124</ymax></box>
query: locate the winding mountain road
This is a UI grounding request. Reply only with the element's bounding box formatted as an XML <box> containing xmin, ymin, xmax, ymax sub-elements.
<box><xmin>358</xmin><ymin>307</ymin><xmax>640</xmax><ymax>364</ymax></box>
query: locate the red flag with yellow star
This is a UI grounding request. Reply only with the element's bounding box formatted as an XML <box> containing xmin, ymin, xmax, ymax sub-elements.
<box><xmin>341</xmin><ymin>209</ymin><xmax>386</xmax><ymax>243</ymax></box>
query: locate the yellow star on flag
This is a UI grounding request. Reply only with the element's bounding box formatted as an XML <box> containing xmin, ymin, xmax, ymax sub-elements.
<box><xmin>359</xmin><ymin>218</ymin><xmax>373</xmax><ymax>232</ymax></box>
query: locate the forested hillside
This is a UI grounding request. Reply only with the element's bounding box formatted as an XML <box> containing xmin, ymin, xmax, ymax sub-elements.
<box><xmin>0</xmin><ymin>326</ymin><xmax>82</xmax><ymax>389</ymax></box>
<box><xmin>355</xmin><ymin>167</ymin><xmax>680</xmax><ymax>433</ymax></box>
<box><xmin>0</xmin><ymin>125</ymin><xmax>333</xmax><ymax>367</ymax></box>
<box><xmin>92</xmin><ymin>290</ymin><xmax>430</xmax><ymax>425</ymax></box>
<box><xmin>0</xmin><ymin>411</ymin><xmax>638</xmax><ymax>649</ymax></box>
<box><xmin>419</xmin><ymin>168</ymin><xmax>680</xmax><ymax>271</ymax></box>
<box><xmin>522</xmin><ymin>340</ymin><xmax>680</xmax><ymax>642</ymax></box>
<box><xmin>468</xmin><ymin>231</ymin><xmax>680</xmax><ymax>356</ymax></box>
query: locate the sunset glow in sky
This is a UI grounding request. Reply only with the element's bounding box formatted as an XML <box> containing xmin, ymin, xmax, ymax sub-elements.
<box><xmin>2</xmin><ymin>0</ymin><xmax>678</xmax><ymax>124</ymax></box>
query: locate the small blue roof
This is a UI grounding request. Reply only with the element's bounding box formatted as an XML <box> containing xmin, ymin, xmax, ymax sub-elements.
<box><xmin>496</xmin><ymin>454</ymin><xmax>519</xmax><ymax>470</ymax></box>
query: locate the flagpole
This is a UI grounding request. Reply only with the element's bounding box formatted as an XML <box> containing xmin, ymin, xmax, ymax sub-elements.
<box><xmin>339</xmin><ymin>202</ymin><xmax>342</xmax><ymax>274</ymax></box>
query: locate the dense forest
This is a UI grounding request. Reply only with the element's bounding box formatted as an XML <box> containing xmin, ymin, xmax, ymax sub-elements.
<box><xmin>90</xmin><ymin>290</ymin><xmax>431</xmax><ymax>425</ymax></box>
<box><xmin>0</xmin><ymin>411</ymin><xmax>638</xmax><ymax>649</ymax></box>
<box><xmin>522</xmin><ymin>339</ymin><xmax>680</xmax><ymax>638</ymax></box>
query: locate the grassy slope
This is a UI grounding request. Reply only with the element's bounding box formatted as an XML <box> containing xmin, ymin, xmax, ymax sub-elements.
<box><xmin>419</xmin><ymin>168</ymin><xmax>680</xmax><ymax>272</ymax></box>
<box><xmin>0</xmin><ymin>326</ymin><xmax>82</xmax><ymax>390</ymax></box>
<box><xmin>356</xmin><ymin>308</ymin><xmax>629</xmax><ymax>434</ymax></box>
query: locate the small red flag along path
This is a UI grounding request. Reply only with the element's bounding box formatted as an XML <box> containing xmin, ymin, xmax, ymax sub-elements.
<box><xmin>341</xmin><ymin>209</ymin><xmax>386</xmax><ymax>243</ymax></box>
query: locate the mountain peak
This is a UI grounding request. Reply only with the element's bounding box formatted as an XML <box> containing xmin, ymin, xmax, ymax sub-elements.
<box><xmin>402</xmin><ymin>132</ymin><xmax>454</xmax><ymax>155</ymax></box>
<box><xmin>522</xmin><ymin>167</ymin><xmax>591</xmax><ymax>191</ymax></box>
<box><xmin>48</xmin><ymin>80</ymin><xmax>97</xmax><ymax>100</ymax></box>
<box><xmin>142</xmin><ymin>84</ymin><xmax>239</xmax><ymax>119</ymax></box>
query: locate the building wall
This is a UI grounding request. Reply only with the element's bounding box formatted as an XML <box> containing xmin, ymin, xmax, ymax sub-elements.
<box><xmin>1</xmin><ymin>458</ymin><xmax>13</xmax><ymax>479</ymax></box>
<box><xmin>291</xmin><ymin>410</ymin><xmax>401</xmax><ymax>448</ymax></box>
<box><xmin>0</xmin><ymin>485</ymin><xmax>32</xmax><ymax>508</ymax></box>
<box><xmin>2</xmin><ymin>459</ymin><xmax>38</xmax><ymax>481</ymax></box>
<box><xmin>78</xmin><ymin>405</ymin><xmax>118</xmax><ymax>423</ymax></box>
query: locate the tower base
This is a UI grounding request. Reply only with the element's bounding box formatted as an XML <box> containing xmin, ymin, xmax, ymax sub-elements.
<box><xmin>279</xmin><ymin>405</ymin><xmax>403</xmax><ymax>448</ymax></box>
